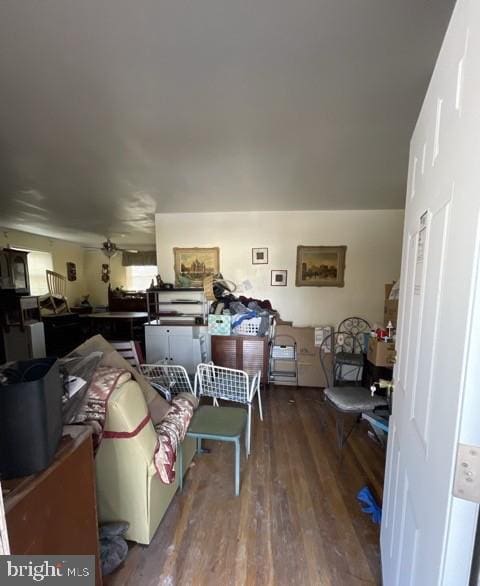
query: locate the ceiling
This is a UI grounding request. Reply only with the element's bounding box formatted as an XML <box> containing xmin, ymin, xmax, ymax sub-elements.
<box><xmin>0</xmin><ymin>0</ymin><xmax>455</xmax><ymax>246</ymax></box>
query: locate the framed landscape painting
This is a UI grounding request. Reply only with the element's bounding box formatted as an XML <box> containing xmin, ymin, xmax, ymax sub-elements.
<box><xmin>295</xmin><ymin>245</ymin><xmax>347</xmax><ymax>287</ymax></box>
<box><xmin>173</xmin><ymin>247</ymin><xmax>220</xmax><ymax>288</ymax></box>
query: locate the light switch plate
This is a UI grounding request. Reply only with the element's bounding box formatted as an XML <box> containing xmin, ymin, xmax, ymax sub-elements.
<box><xmin>453</xmin><ymin>443</ymin><xmax>480</xmax><ymax>503</ymax></box>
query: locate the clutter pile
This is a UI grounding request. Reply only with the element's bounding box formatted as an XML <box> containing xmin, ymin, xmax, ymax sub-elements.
<box><xmin>207</xmin><ymin>275</ymin><xmax>278</xmax><ymax>337</ymax></box>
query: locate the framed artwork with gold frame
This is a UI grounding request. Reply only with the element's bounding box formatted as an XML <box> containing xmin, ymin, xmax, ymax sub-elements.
<box><xmin>173</xmin><ymin>247</ymin><xmax>220</xmax><ymax>288</ymax></box>
<box><xmin>295</xmin><ymin>245</ymin><xmax>346</xmax><ymax>287</ymax></box>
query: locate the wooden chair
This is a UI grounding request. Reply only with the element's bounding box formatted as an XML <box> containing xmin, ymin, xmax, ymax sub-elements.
<box><xmin>46</xmin><ymin>270</ymin><xmax>70</xmax><ymax>314</ymax></box>
<box><xmin>111</xmin><ymin>341</ymin><xmax>145</xmax><ymax>369</ymax></box>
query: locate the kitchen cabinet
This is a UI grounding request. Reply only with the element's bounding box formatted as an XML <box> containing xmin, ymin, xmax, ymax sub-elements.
<box><xmin>145</xmin><ymin>324</ymin><xmax>209</xmax><ymax>374</ymax></box>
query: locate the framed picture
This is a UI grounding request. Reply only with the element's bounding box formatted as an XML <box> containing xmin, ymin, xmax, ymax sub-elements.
<box><xmin>101</xmin><ymin>263</ymin><xmax>110</xmax><ymax>283</ymax></box>
<box><xmin>271</xmin><ymin>269</ymin><xmax>287</xmax><ymax>286</ymax></box>
<box><xmin>66</xmin><ymin>261</ymin><xmax>76</xmax><ymax>281</ymax></box>
<box><xmin>252</xmin><ymin>247</ymin><xmax>268</xmax><ymax>264</ymax></box>
<box><xmin>173</xmin><ymin>247</ymin><xmax>220</xmax><ymax>288</ymax></box>
<box><xmin>296</xmin><ymin>245</ymin><xmax>347</xmax><ymax>287</ymax></box>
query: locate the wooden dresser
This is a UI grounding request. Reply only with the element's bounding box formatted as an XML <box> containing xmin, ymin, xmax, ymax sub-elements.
<box><xmin>211</xmin><ymin>335</ymin><xmax>269</xmax><ymax>385</ymax></box>
<box><xmin>2</xmin><ymin>426</ymin><xmax>102</xmax><ymax>586</ymax></box>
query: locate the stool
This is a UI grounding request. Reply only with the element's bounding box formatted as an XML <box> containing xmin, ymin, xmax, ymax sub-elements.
<box><xmin>178</xmin><ymin>405</ymin><xmax>247</xmax><ymax>496</ymax></box>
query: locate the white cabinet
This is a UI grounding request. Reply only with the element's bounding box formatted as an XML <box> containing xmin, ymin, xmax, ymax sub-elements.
<box><xmin>145</xmin><ymin>324</ymin><xmax>210</xmax><ymax>374</ymax></box>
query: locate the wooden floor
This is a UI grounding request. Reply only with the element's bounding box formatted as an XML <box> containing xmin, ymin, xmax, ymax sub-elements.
<box><xmin>105</xmin><ymin>387</ymin><xmax>385</xmax><ymax>586</ymax></box>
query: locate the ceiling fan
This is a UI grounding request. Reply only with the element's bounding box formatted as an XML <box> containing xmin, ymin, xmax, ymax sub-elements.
<box><xmin>87</xmin><ymin>238</ymin><xmax>138</xmax><ymax>258</ymax></box>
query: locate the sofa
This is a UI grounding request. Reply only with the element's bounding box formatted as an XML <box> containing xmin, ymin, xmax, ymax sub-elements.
<box><xmin>72</xmin><ymin>335</ymin><xmax>196</xmax><ymax>545</ymax></box>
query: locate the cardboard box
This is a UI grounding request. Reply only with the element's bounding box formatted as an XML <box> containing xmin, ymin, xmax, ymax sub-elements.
<box><xmin>384</xmin><ymin>283</ymin><xmax>399</xmax><ymax>328</ymax></box>
<box><xmin>275</xmin><ymin>325</ymin><xmax>333</xmax><ymax>387</ymax></box>
<box><xmin>367</xmin><ymin>337</ymin><xmax>396</xmax><ymax>368</ymax></box>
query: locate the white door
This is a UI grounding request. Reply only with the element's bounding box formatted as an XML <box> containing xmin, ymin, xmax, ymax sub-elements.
<box><xmin>0</xmin><ymin>482</ymin><xmax>10</xmax><ymax>555</ymax></box>
<box><xmin>381</xmin><ymin>1</ymin><xmax>480</xmax><ymax>584</ymax></box>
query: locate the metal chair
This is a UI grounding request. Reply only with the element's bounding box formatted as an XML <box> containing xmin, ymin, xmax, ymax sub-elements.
<box><xmin>140</xmin><ymin>363</ymin><xmax>194</xmax><ymax>402</ymax></box>
<box><xmin>46</xmin><ymin>270</ymin><xmax>69</xmax><ymax>314</ymax></box>
<box><xmin>194</xmin><ymin>363</ymin><xmax>262</xmax><ymax>456</ymax></box>
<box><xmin>335</xmin><ymin>317</ymin><xmax>371</xmax><ymax>383</ymax></box>
<box><xmin>320</xmin><ymin>331</ymin><xmax>364</xmax><ymax>386</ymax></box>
<box><xmin>319</xmin><ymin>332</ymin><xmax>388</xmax><ymax>451</ymax></box>
<box><xmin>338</xmin><ymin>316</ymin><xmax>371</xmax><ymax>352</ymax></box>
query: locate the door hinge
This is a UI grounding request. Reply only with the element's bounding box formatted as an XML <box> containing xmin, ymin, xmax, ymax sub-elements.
<box><xmin>453</xmin><ymin>443</ymin><xmax>480</xmax><ymax>503</ymax></box>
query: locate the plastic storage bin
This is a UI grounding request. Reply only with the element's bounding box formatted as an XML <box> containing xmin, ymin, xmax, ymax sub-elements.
<box><xmin>0</xmin><ymin>357</ymin><xmax>63</xmax><ymax>479</ymax></box>
<box><xmin>208</xmin><ymin>314</ymin><xmax>232</xmax><ymax>335</ymax></box>
<box><xmin>232</xmin><ymin>315</ymin><xmax>273</xmax><ymax>336</ymax></box>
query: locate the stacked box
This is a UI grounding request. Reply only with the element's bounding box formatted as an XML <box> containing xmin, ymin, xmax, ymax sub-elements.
<box><xmin>275</xmin><ymin>325</ymin><xmax>333</xmax><ymax>387</ymax></box>
<box><xmin>367</xmin><ymin>337</ymin><xmax>396</xmax><ymax>368</ymax></box>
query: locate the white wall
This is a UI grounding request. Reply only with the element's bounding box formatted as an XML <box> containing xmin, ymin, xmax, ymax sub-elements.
<box><xmin>83</xmin><ymin>250</ymin><xmax>127</xmax><ymax>306</ymax></box>
<box><xmin>155</xmin><ymin>210</ymin><xmax>404</xmax><ymax>327</ymax></box>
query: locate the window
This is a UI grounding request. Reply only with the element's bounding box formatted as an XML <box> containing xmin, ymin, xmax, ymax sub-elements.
<box><xmin>126</xmin><ymin>265</ymin><xmax>157</xmax><ymax>291</ymax></box>
<box><xmin>27</xmin><ymin>250</ymin><xmax>54</xmax><ymax>295</ymax></box>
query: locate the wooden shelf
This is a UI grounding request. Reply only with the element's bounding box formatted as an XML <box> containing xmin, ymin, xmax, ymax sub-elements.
<box><xmin>147</xmin><ymin>287</ymin><xmax>204</xmax><ymax>292</ymax></box>
<box><xmin>147</xmin><ymin>289</ymin><xmax>209</xmax><ymax>324</ymax></box>
<box><xmin>153</xmin><ymin>300</ymin><xmax>203</xmax><ymax>305</ymax></box>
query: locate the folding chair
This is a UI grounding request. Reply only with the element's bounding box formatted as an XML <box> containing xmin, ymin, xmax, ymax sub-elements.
<box><xmin>194</xmin><ymin>363</ymin><xmax>262</xmax><ymax>455</ymax></box>
<box><xmin>139</xmin><ymin>363</ymin><xmax>194</xmax><ymax>402</ymax></box>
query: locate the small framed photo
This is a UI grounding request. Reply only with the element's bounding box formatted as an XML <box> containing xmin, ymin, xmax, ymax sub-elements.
<box><xmin>252</xmin><ymin>247</ymin><xmax>268</xmax><ymax>264</ymax></box>
<box><xmin>271</xmin><ymin>270</ymin><xmax>287</xmax><ymax>286</ymax></box>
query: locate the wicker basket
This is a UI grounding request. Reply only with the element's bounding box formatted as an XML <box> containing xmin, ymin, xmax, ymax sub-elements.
<box><xmin>203</xmin><ymin>275</ymin><xmax>216</xmax><ymax>301</ymax></box>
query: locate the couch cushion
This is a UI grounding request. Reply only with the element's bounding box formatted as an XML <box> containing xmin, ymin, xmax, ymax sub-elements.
<box><xmin>324</xmin><ymin>386</ymin><xmax>388</xmax><ymax>412</ymax></box>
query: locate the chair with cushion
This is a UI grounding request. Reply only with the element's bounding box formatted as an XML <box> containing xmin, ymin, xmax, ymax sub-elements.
<box><xmin>320</xmin><ymin>331</ymin><xmax>388</xmax><ymax>451</ymax></box>
<box><xmin>194</xmin><ymin>363</ymin><xmax>262</xmax><ymax>455</ymax></box>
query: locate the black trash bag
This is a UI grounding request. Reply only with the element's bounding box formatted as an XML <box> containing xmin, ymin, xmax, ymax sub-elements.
<box><xmin>99</xmin><ymin>522</ymin><xmax>129</xmax><ymax>576</ymax></box>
